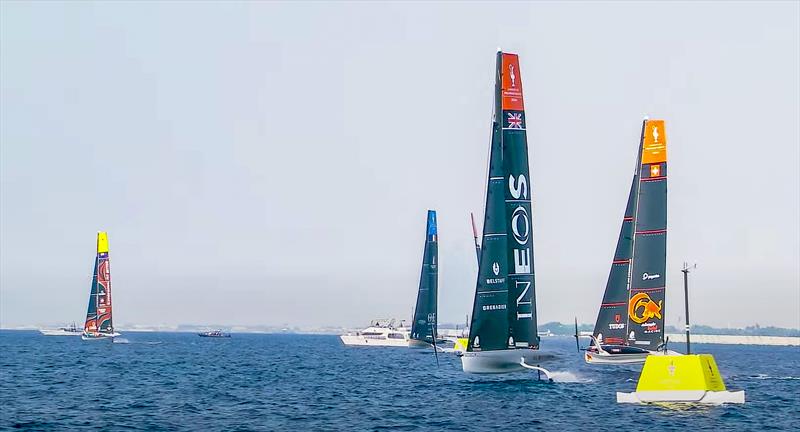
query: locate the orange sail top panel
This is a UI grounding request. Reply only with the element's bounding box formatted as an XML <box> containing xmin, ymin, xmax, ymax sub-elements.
<box><xmin>642</xmin><ymin>120</ymin><xmax>667</xmax><ymax>165</ymax></box>
<box><xmin>501</xmin><ymin>53</ymin><xmax>524</xmax><ymax>111</ymax></box>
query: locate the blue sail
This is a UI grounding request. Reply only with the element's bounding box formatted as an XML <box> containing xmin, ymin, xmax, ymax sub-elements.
<box><xmin>410</xmin><ymin>210</ymin><xmax>439</xmax><ymax>343</ymax></box>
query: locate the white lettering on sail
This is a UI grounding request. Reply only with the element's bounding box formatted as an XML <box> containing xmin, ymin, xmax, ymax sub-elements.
<box><xmin>516</xmin><ymin>281</ymin><xmax>532</xmax><ymax>319</ymax></box>
<box><xmin>511</xmin><ymin>206</ymin><xmax>529</xmax><ymax>245</ymax></box>
<box><xmin>509</xmin><ymin>174</ymin><xmax>528</xmax><ymax>199</ymax></box>
<box><xmin>509</xmin><ymin>174</ymin><xmax>532</xmax><ymax>277</ymax></box>
<box><xmin>514</xmin><ymin>248</ymin><xmax>530</xmax><ymax>273</ymax></box>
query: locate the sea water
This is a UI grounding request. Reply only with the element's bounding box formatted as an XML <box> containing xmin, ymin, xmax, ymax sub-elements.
<box><xmin>1</xmin><ymin>331</ymin><xmax>798</xmax><ymax>431</ymax></box>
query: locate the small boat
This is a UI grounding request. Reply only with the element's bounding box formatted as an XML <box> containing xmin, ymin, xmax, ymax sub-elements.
<box><xmin>409</xmin><ymin>210</ymin><xmax>446</xmax><ymax>349</ymax></box>
<box><xmin>198</xmin><ymin>330</ymin><xmax>231</xmax><ymax>338</ymax></box>
<box><xmin>39</xmin><ymin>322</ymin><xmax>82</xmax><ymax>336</ymax></box>
<box><xmin>461</xmin><ymin>51</ymin><xmax>557</xmax><ymax>375</ymax></box>
<box><xmin>82</xmin><ymin>232</ymin><xmax>121</xmax><ymax>340</ymax></box>
<box><xmin>581</xmin><ymin>119</ymin><xmax>677</xmax><ymax>364</ymax></box>
<box><xmin>340</xmin><ymin>319</ymin><xmax>410</xmax><ymax>347</ymax></box>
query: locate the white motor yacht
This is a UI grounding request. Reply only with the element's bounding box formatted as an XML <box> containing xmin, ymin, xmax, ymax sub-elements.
<box><xmin>339</xmin><ymin>319</ymin><xmax>410</xmax><ymax>347</ymax></box>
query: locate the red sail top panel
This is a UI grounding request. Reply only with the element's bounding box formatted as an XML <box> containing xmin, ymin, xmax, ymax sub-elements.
<box><xmin>501</xmin><ymin>53</ymin><xmax>524</xmax><ymax>111</ymax></box>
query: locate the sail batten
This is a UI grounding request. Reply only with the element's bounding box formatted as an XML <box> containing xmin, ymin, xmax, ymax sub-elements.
<box><xmin>411</xmin><ymin>211</ymin><xmax>439</xmax><ymax>343</ymax></box>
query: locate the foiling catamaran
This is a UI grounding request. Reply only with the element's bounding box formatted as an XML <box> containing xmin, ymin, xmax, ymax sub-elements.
<box><xmin>409</xmin><ymin>210</ymin><xmax>444</xmax><ymax>349</ymax></box>
<box><xmin>82</xmin><ymin>231</ymin><xmax>121</xmax><ymax>340</ymax></box>
<box><xmin>581</xmin><ymin>119</ymin><xmax>677</xmax><ymax>364</ymax></box>
<box><xmin>460</xmin><ymin>51</ymin><xmax>555</xmax><ymax>374</ymax></box>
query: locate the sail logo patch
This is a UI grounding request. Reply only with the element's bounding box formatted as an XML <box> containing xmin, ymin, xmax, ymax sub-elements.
<box><xmin>506</xmin><ymin>112</ymin><xmax>523</xmax><ymax>129</ymax></box>
<box><xmin>650</xmin><ymin>164</ymin><xmax>661</xmax><ymax>177</ymax></box>
<box><xmin>628</xmin><ymin>292</ymin><xmax>663</xmax><ymax>324</ymax></box>
<box><xmin>642</xmin><ymin>119</ymin><xmax>667</xmax><ymax>164</ymax></box>
<box><xmin>492</xmin><ymin>262</ymin><xmax>500</xmax><ymax>276</ymax></box>
<box><xmin>508</xmin><ymin>174</ymin><xmax>532</xmax><ymax>274</ymax></box>
<box><xmin>501</xmin><ymin>53</ymin><xmax>524</xmax><ymax>110</ymax></box>
<box><xmin>609</xmin><ymin>313</ymin><xmax>624</xmax><ymax>329</ymax></box>
<box><xmin>482</xmin><ymin>304</ymin><xmax>506</xmax><ymax>311</ymax></box>
<box><xmin>641</xmin><ymin>272</ymin><xmax>661</xmax><ymax>281</ymax></box>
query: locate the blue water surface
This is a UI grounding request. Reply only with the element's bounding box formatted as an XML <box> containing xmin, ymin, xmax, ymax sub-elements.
<box><xmin>1</xmin><ymin>331</ymin><xmax>798</xmax><ymax>431</ymax></box>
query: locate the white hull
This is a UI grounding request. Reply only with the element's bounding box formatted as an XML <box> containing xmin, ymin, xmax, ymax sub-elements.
<box><xmin>461</xmin><ymin>349</ymin><xmax>557</xmax><ymax>374</ymax></box>
<box><xmin>585</xmin><ymin>349</ymin><xmax>681</xmax><ymax>365</ymax></box>
<box><xmin>339</xmin><ymin>334</ymin><xmax>409</xmax><ymax>347</ymax></box>
<box><xmin>81</xmin><ymin>332</ymin><xmax>122</xmax><ymax>341</ymax></box>
<box><xmin>39</xmin><ymin>329</ymin><xmax>82</xmax><ymax>336</ymax></box>
<box><xmin>617</xmin><ymin>390</ymin><xmax>745</xmax><ymax>404</ymax></box>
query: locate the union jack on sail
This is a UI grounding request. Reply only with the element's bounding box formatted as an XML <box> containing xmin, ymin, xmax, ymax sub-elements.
<box><xmin>507</xmin><ymin>112</ymin><xmax>523</xmax><ymax>129</ymax></box>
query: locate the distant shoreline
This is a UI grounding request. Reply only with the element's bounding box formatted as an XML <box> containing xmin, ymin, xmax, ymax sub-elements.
<box><xmin>5</xmin><ymin>327</ymin><xmax>800</xmax><ymax>347</ymax></box>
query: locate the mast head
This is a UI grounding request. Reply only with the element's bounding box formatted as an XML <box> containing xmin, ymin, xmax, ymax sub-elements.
<box><xmin>97</xmin><ymin>231</ymin><xmax>109</xmax><ymax>254</ymax></box>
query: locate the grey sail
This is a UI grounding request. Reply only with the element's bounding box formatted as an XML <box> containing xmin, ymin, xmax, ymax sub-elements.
<box><xmin>411</xmin><ymin>210</ymin><xmax>439</xmax><ymax>343</ymax></box>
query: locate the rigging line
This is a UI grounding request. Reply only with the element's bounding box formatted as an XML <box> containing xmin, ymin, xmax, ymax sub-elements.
<box><xmin>625</xmin><ymin>120</ymin><xmax>647</xmax><ymax>345</ymax></box>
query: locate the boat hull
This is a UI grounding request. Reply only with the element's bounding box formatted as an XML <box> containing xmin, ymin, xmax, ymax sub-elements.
<box><xmin>81</xmin><ymin>332</ymin><xmax>121</xmax><ymax>341</ymax></box>
<box><xmin>585</xmin><ymin>348</ymin><xmax>681</xmax><ymax>365</ymax></box>
<box><xmin>39</xmin><ymin>329</ymin><xmax>82</xmax><ymax>336</ymax></box>
<box><xmin>461</xmin><ymin>349</ymin><xmax>557</xmax><ymax>374</ymax></box>
<box><xmin>339</xmin><ymin>335</ymin><xmax>409</xmax><ymax>347</ymax></box>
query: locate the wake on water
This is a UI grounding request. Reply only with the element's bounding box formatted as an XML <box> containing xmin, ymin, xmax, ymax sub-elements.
<box><xmin>112</xmin><ymin>338</ymin><xmax>130</xmax><ymax>344</ymax></box>
<box><xmin>547</xmin><ymin>370</ymin><xmax>592</xmax><ymax>383</ymax></box>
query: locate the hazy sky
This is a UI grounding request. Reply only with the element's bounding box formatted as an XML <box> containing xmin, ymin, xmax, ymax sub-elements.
<box><xmin>2</xmin><ymin>1</ymin><xmax>798</xmax><ymax>329</ymax></box>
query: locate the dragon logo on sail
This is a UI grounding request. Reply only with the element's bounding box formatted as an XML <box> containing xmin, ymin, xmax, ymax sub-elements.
<box><xmin>628</xmin><ymin>292</ymin><xmax>662</xmax><ymax>324</ymax></box>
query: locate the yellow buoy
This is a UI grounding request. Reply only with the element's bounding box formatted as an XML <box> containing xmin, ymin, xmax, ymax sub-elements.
<box><xmin>617</xmin><ymin>354</ymin><xmax>744</xmax><ymax>404</ymax></box>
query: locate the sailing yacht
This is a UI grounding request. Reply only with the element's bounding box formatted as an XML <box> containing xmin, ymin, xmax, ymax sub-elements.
<box><xmin>82</xmin><ymin>231</ymin><xmax>121</xmax><ymax>340</ymax></box>
<box><xmin>461</xmin><ymin>51</ymin><xmax>556</xmax><ymax>374</ymax></box>
<box><xmin>583</xmin><ymin>119</ymin><xmax>676</xmax><ymax>364</ymax></box>
<box><xmin>409</xmin><ymin>210</ymin><xmax>443</xmax><ymax>349</ymax></box>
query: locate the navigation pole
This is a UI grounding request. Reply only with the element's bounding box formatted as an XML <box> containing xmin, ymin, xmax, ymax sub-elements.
<box><xmin>681</xmin><ymin>262</ymin><xmax>697</xmax><ymax>354</ymax></box>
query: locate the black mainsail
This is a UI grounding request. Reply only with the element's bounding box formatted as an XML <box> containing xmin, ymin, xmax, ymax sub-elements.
<box><xmin>627</xmin><ymin>119</ymin><xmax>667</xmax><ymax>349</ymax></box>
<box><xmin>410</xmin><ymin>210</ymin><xmax>439</xmax><ymax>345</ymax></box>
<box><xmin>466</xmin><ymin>52</ymin><xmax>539</xmax><ymax>357</ymax></box>
<box><xmin>589</xmin><ymin>119</ymin><xmax>667</xmax><ymax>357</ymax></box>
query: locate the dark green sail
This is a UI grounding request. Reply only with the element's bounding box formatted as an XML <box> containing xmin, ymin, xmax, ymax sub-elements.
<box><xmin>468</xmin><ymin>51</ymin><xmax>539</xmax><ymax>352</ymax></box>
<box><xmin>591</xmin><ymin>122</ymin><xmax>645</xmax><ymax>345</ymax></box>
<box><xmin>467</xmin><ymin>119</ymin><xmax>510</xmax><ymax>352</ymax></box>
<box><xmin>627</xmin><ymin>119</ymin><xmax>668</xmax><ymax>349</ymax></box>
<box><xmin>499</xmin><ymin>52</ymin><xmax>539</xmax><ymax>349</ymax></box>
<box><xmin>411</xmin><ymin>210</ymin><xmax>439</xmax><ymax>343</ymax></box>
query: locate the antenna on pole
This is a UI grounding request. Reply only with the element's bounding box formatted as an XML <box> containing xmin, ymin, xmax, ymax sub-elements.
<box><xmin>681</xmin><ymin>262</ymin><xmax>697</xmax><ymax>354</ymax></box>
